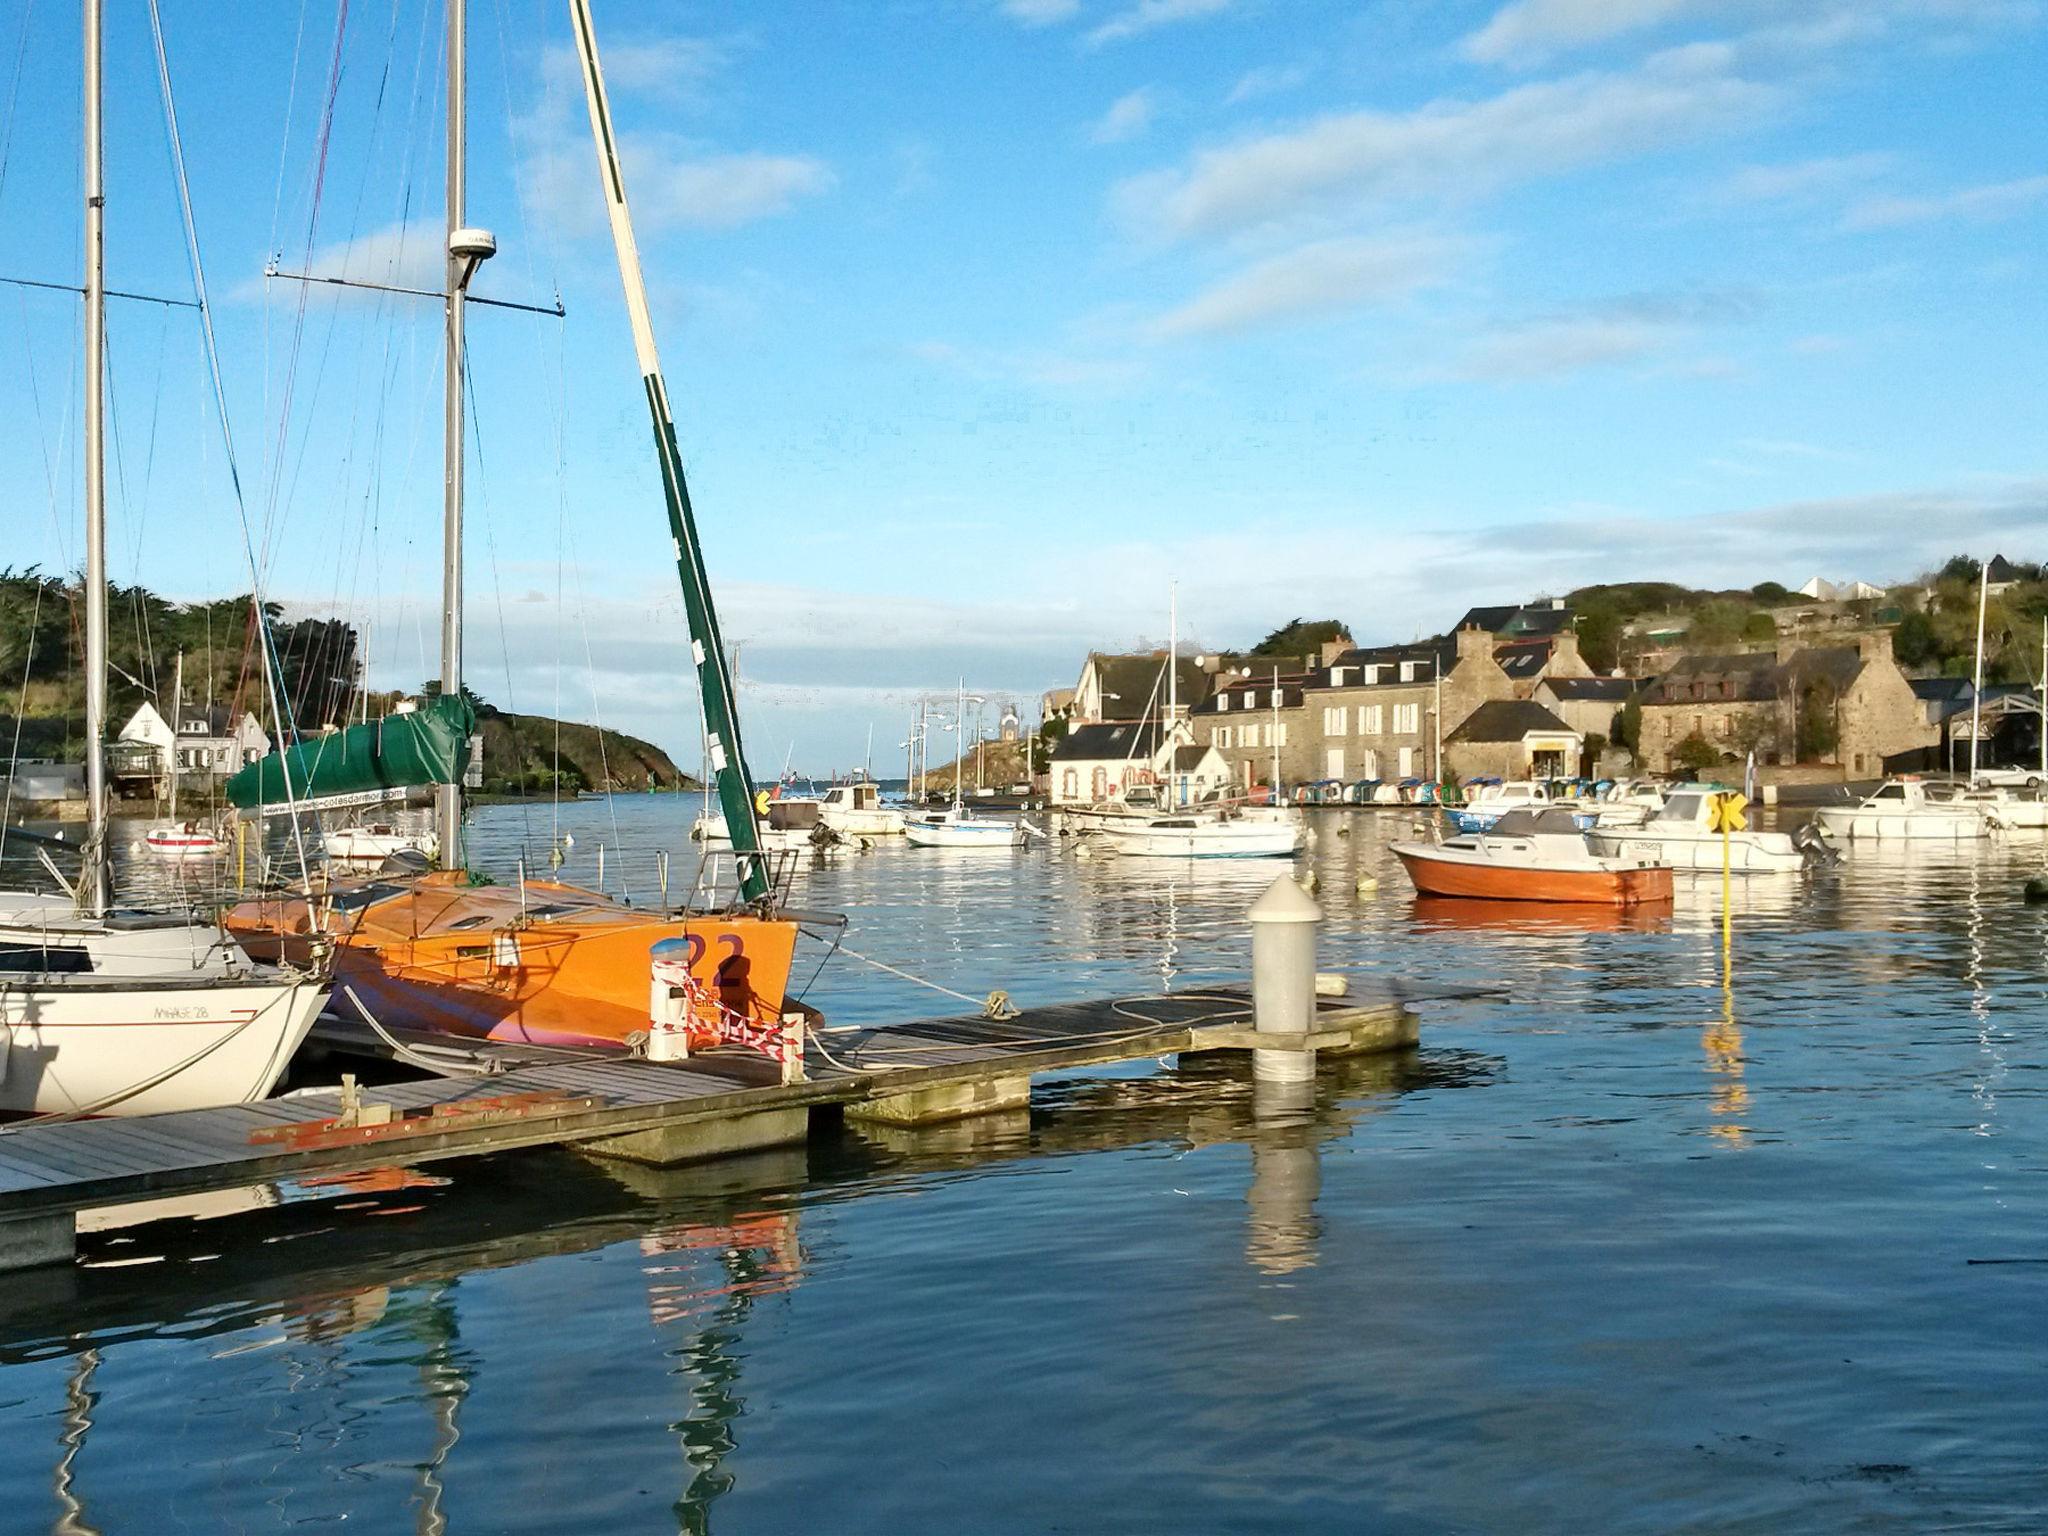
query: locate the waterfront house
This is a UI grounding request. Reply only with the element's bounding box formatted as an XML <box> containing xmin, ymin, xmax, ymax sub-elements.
<box><xmin>1068</xmin><ymin>652</ymin><xmax>1210</xmax><ymax>725</ymax></box>
<box><xmin>1048</xmin><ymin>718</ymin><xmax>1224</xmax><ymax>805</ymax></box>
<box><xmin>1636</xmin><ymin>632</ymin><xmax>1934</xmax><ymax>777</ymax></box>
<box><xmin>116</xmin><ymin>701</ymin><xmax>271</xmax><ymax>785</ymax></box>
<box><xmin>1292</xmin><ymin>627</ymin><xmax>1515</xmax><ymax>785</ymax></box>
<box><xmin>1188</xmin><ymin>674</ymin><xmax>1312</xmax><ymax>793</ymax></box>
<box><xmin>1443</xmin><ymin>700</ymin><xmax>1583</xmax><ymax>780</ymax></box>
<box><xmin>1533</xmin><ymin>675</ymin><xmax>1637</xmax><ymax>750</ymax></box>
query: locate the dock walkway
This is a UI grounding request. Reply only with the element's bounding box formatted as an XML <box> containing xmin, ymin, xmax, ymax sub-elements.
<box><xmin>0</xmin><ymin>977</ymin><xmax>1479</xmax><ymax>1268</ymax></box>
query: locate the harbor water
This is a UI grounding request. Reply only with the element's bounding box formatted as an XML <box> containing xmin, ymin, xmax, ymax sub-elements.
<box><xmin>2</xmin><ymin>795</ymin><xmax>2046</xmax><ymax>1531</ymax></box>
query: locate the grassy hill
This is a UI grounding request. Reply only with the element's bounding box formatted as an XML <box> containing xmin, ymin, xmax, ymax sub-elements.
<box><xmin>476</xmin><ymin>707</ymin><xmax>691</xmax><ymax>795</ymax></box>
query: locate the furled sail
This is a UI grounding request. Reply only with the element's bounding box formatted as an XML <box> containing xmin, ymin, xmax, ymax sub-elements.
<box><xmin>225</xmin><ymin>695</ymin><xmax>476</xmax><ymax>818</ymax></box>
<box><xmin>568</xmin><ymin>0</ymin><xmax>770</xmax><ymax>904</ymax></box>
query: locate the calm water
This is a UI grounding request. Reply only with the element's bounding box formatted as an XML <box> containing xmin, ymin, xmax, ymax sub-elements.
<box><xmin>3</xmin><ymin>796</ymin><xmax>2047</xmax><ymax>1532</ymax></box>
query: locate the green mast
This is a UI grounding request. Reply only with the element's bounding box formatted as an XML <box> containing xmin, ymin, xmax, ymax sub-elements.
<box><xmin>568</xmin><ymin>0</ymin><xmax>769</xmax><ymax>903</ymax></box>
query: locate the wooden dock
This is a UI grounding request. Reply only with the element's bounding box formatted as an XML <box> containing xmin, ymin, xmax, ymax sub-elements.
<box><xmin>0</xmin><ymin>977</ymin><xmax>1483</xmax><ymax>1270</ymax></box>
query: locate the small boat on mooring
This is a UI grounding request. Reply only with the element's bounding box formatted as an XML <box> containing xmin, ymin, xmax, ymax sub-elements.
<box><xmin>1810</xmin><ymin>777</ymin><xmax>1989</xmax><ymax>841</ymax></box>
<box><xmin>1100</xmin><ymin>807</ymin><xmax>1305</xmax><ymax>859</ymax></box>
<box><xmin>1392</xmin><ymin>808</ymin><xmax>1674</xmax><ymax>905</ymax></box>
<box><xmin>1588</xmin><ymin>785</ymin><xmax>1809</xmax><ymax>872</ymax></box>
<box><xmin>903</xmin><ymin>805</ymin><xmax>1024</xmax><ymax>848</ymax></box>
<box><xmin>144</xmin><ymin>820</ymin><xmax>223</xmax><ymax>857</ymax></box>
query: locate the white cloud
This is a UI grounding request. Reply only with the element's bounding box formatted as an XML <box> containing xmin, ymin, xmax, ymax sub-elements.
<box><xmin>1455</xmin><ymin>314</ymin><xmax>1676</xmax><ymax>379</ymax></box>
<box><xmin>1087</xmin><ymin>0</ymin><xmax>1233</xmax><ymax>47</ymax></box>
<box><xmin>1464</xmin><ymin>0</ymin><xmax>1698</xmax><ymax>65</ymax></box>
<box><xmin>1149</xmin><ymin>234</ymin><xmax>1467</xmax><ymax>339</ymax></box>
<box><xmin>1841</xmin><ymin>173</ymin><xmax>2048</xmax><ymax>230</ymax></box>
<box><xmin>1713</xmin><ymin>151</ymin><xmax>1895</xmax><ymax>204</ymax></box>
<box><xmin>1226</xmin><ymin>63</ymin><xmax>1311</xmax><ymax>105</ymax></box>
<box><xmin>1092</xmin><ymin>88</ymin><xmax>1158</xmax><ymax>144</ymax></box>
<box><xmin>998</xmin><ymin>0</ymin><xmax>1081</xmax><ymax>24</ymax></box>
<box><xmin>1114</xmin><ymin>47</ymin><xmax>1777</xmax><ymax>242</ymax></box>
<box><xmin>628</xmin><ymin>150</ymin><xmax>836</xmax><ymax>230</ymax></box>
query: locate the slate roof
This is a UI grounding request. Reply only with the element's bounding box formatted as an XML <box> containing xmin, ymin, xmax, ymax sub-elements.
<box><xmin>1456</xmin><ymin>603</ymin><xmax>1574</xmax><ymax>639</ymax></box>
<box><xmin>1639</xmin><ymin>652</ymin><xmax>1779</xmax><ymax>705</ymax></box>
<box><xmin>1776</xmin><ymin>646</ymin><xmax>1866</xmax><ymax>692</ymax></box>
<box><xmin>1087</xmin><ymin>653</ymin><xmax>1210</xmax><ymax>719</ymax></box>
<box><xmin>1986</xmin><ymin>554</ymin><xmax>2025</xmax><ymax>584</ymax></box>
<box><xmin>1191</xmin><ymin>678</ymin><xmax>1305</xmax><ymax>714</ymax></box>
<box><xmin>1169</xmin><ymin>744</ymin><xmax>1214</xmax><ymax>770</ymax></box>
<box><xmin>1448</xmin><ymin>700</ymin><xmax>1578</xmax><ymax>743</ymax></box>
<box><xmin>1493</xmin><ymin>638</ymin><xmax>1556</xmax><ymax>680</ymax></box>
<box><xmin>1539</xmin><ymin>676</ymin><xmax>1636</xmax><ymax>703</ymax></box>
<box><xmin>1302</xmin><ymin>638</ymin><xmax>1452</xmax><ymax>690</ymax></box>
<box><xmin>1051</xmin><ymin>719</ymin><xmax>1167</xmax><ymax>762</ymax></box>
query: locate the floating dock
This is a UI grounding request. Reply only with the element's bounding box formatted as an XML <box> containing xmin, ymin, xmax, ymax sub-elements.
<box><xmin>0</xmin><ymin>977</ymin><xmax>1482</xmax><ymax>1271</ymax></box>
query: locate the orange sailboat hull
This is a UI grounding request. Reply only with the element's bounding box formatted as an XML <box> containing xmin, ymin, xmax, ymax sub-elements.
<box><xmin>1394</xmin><ymin>849</ymin><xmax>1674</xmax><ymax>906</ymax></box>
<box><xmin>225</xmin><ymin>872</ymin><xmax>799</xmax><ymax>1049</ymax></box>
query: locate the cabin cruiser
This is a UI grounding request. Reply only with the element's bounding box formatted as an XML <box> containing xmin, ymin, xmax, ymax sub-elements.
<box><xmin>903</xmin><ymin>805</ymin><xmax>1024</xmax><ymax>848</ymax></box>
<box><xmin>818</xmin><ymin>780</ymin><xmax>906</xmax><ymax>838</ymax></box>
<box><xmin>1590</xmin><ymin>779</ymin><xmax>1667</xmax><ymax>829</ymax></box>
<box><xmin>1810</xmin><ymin>777</ymin><xmax>1991</xmax><ymax>841</ymax></box>
<box><xmin>1393</xmin><ymin>808</ymin><xmax>1673</xmax><ymax>905</ymax></box>
<box><xmin>321</xmin><ymin>820</ymin><xmax>439</xmax><ymax>864</ymax></box>
<box><xmin>1588</xmin><ymin>785</ymin><xmax>1807</xmax><ymax>872</ymax></box>
<box><xmin>1956</xmin><ymin>782</ymin><xmax>2048</xmax><ymax>830</ymax></box>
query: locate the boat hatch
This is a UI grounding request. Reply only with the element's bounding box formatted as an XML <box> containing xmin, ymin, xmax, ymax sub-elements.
<box><xmin>445</xmin><ymin>914</ymin><xmax>493</xmax><ymax>930</ymax></box>
<box><xmin>327</xmin><ymin>883</ymin><xmax>405</xmax><ymax>912</ymax></box>
<box><xmin>525</xmin><ymin>903</ymin><xmax>586</xmax><ymax>920</ymax></box>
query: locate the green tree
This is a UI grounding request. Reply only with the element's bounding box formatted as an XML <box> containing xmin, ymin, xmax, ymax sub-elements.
<box><xmin>1688</xmin><ymin>599</ymin><xmax>1750</xmax><ymax>649</ymax></box>
<box><xmin>1741</xmin><ymin>610</ymin><xmax>1777</xmax><ymax>644</ymax></box>
<box><xmin>1575</xmin><ymin>606</ymin><xmax>1622</xmax><ymax>672</ymax></box>
<box><xmin>1750</xmin><ymin>581</ymin><xmax>1792</xmax><ymax>605</ymax></box>
<box><xmin>1892</xmin><ymin>610</ymin><xmax>1938</xmax><ymax>667</ymax></box>
<box><xmin>1250</xmin><ymin>618</ymin><xmax>1349</xmax><ymax>657</ymax></box>
<box><xmin>1939</xmin><ymin>554</ymin><xmax>1982</xmax><ymax>584</ymax></box>
<box><xmin>1674</xmin><ymin>731</ymin><xmax>1721</xmax><ymax>773</ymax></box>
<box><xmin>1796</xmin><ymin>681</ymin><xmax>1840</xmax><ymax>761</ymax></box>
<box><xmin>1613</xmin><ymin>698</ymin><xmax>1641</xmax><ymax>755</ymax></box>
<box><xmin>1582</xmin><ymin>731</ymin><xmax>1608</xmax><ymax>768</ymax></box>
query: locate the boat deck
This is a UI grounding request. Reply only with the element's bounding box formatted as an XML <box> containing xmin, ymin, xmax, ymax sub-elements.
<box><xmin>0</xmin><ymin>977</ymin><xmax>1489</xmax><ymax>1258</ymax></box>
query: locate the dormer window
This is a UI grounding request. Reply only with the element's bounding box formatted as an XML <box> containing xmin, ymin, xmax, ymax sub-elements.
<box><xmin>1329</xmin><ymin>666</ymin><xmax>1346</xmax><ymax>687</ymax></box>
<box><xmin>1216</xmin><ymin>695</ymin><xmax>1229</xmax><ymax>712</ymax></box>
<box><xmin>1362</xmin><ymin>665</ymin><xmax>1380</xmax><ymax>685</ymax></box>
<box><xmin>1399</xmin><ymin>661</ymin><xmax>1416</xmax><ymax>682</ymax></box>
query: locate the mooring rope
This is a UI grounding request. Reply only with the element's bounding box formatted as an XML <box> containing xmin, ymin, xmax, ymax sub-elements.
<box><xmin>832</xmin><ymin>942</ymin><xmax>1020</xmax><ymax>1020</ymax></box>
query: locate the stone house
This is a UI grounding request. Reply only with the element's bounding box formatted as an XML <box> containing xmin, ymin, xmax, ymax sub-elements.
<box><xmin>1636</xmin><ymin>632</ymin><xmax>1934</xmax><ymax>776</ymax></box>
<box><xmin>1188</xmin><ymin>675</ymin><xmax>1312</xmax><ymax>793</ymax></box>
<box><xmin>1294</xmin><ymin>628</ymin><xmax>1515</xmax><ymax>785</ymax></box>
<box><xmin>1444</xmin><ymin>700</ymin><xmax>1584</xmax><ymax>780</ymax></box>
<box><xmin>1494</xmin><ymin>629</ymin><xmax>1594</xmax><ymax>699</ymax></box>
<box><xmin>1533</xmin><ymin>675</ymin><xmax>1636</xmax><ymax>747</ymax></box>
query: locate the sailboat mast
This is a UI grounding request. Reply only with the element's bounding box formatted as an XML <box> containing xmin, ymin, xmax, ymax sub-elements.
<box><xmin>436</xmin><ymin>0</ymin><xmax>469</xmax><ymax>864</ymax></box>
<box><xmin>954</xmin><ymin>680</ymin><xmax>965</xmax><ymax>813</ymax></box>
<box><xmin>1969</xmin><ymin>559</ymin><xmax>1988</xmax><ymax>784</ymax></box>
<box><xmin>1167</xmin><ymin>582</ymin><xmax>1178</xmax><ymax>808</ymax></box>
<box><xmin>168</xmin><ymin>651</ymin><xmax>183</xmax><ymax>818</ymax></box>
<box><xmin>1269</xmin><ymin>665</ymin><xmax>1281</xmax><ymax>803</ymax></box>
<box><xmin>81</xmin><ymin>0</ymin><xmax>109</xmax><ymax>913</ymax></box>
<box><xmin>570</xmin><ymin>0</ymin><xmax>770</xmax><ymax>902</ymax></box>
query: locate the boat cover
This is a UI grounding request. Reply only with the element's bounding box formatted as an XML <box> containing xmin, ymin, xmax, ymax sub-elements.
<box><xmin>225</xmin><ymin>696</ymin><xmax>476</xmax><ymax>814</ymax></box>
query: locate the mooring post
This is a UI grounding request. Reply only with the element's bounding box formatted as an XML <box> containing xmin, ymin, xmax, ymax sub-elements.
<box><xmin>1249</xmin><ymin>875</ymin><xmax>1322</xmax><ymax>1083</ymax></box>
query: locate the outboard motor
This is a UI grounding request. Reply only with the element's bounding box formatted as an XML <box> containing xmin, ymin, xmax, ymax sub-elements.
<box><xmin>1792</xmin><ymin>821</ymin><xmax>1839</xmax><ymax>866</ymax></box>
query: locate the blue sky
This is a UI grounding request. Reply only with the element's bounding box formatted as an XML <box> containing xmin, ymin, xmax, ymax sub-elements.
<box><xmin>3</xmin><ymin>0</ymin><xmax>2045</xmax><ymax>772</ymax></box>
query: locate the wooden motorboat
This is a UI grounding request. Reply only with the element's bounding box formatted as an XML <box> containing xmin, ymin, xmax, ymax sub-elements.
<box><xmin>1392</xmin><ymin>809</ymin><xmax>1673</xmax><ymax>905</ymax></box>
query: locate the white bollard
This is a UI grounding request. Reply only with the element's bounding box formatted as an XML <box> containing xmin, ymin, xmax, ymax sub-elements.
<box><xmin>1249</xmin><ymin>874</ymin><xmax>1322</xmax><ymax>1083</ymax></box>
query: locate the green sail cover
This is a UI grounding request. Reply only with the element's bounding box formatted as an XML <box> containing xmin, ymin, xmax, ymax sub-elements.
<box><xmin>226</xmin><ymin>696</ymin><xmax>477</xmax><ymax>814</ymax></box>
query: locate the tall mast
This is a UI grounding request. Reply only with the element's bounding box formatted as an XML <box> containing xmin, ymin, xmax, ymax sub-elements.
<box><xmin>571</xmin><ymin>0</ymin><xmax>768</xmax><ymax>901</ymax></box>
<box><xmin>1167</xmin><ymin>582</ymin><xmax>1178</xmax><ymax>807</ymax></box>
<box><xmin>2040</xmin><ymin>618</ymin><xmax>2045</xmax><ymax>783</ymax></box>
<box><xmin>81</xmin><ymin>0</ymin><xmax>109</xmax><ymax>912</ymax></box>
<box><xmin>437</xmin><ymin>0</ymin><xmax>468</xmax><ymax>862</ymax></box>
<box><xmin>1969</xmin><ymin>558</ymin><xmax>1988</xmax><ymax>784</ymax></box>
<box><xmin>1269</xmin><ymin>665</ymin><xmax>1281</xmax><ymax>803</ymax></box>
<box><xmin>167</xmin><ymin>651</ymin><xmax>183</xmax><ymax>818</ymax></box>
<box><xmin>952</xmin><ymin>681</ymin><xmax>965</xmax><ymax>813</ymax></box>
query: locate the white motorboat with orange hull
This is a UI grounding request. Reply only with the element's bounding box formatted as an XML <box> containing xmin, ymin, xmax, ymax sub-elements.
<box><xmin>1393</xmin><ymin>809</ymin><xmax>1674</xmax><ymax>905</ymax></box>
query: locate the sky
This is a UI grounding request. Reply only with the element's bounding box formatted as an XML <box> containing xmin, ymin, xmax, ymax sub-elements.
<box><xmin>2</xmin><ymin>0</ymin><xmax>2045</xmax><ymax>773</ymax></box>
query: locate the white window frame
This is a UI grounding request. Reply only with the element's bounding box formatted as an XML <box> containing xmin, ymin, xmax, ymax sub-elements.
<box><xmin>1214</xmin><ymin>727</ymin><xmax>1232</xmax><ymax>750</ymax></box>
<box><xmin>1322</xmin><ymin>707</ymin><xmax>1348</xmax><ymax>736</ymax></box>
<box><xmin>1361</xmin><ymin>704</ymin><xmax>1383</xmax><ymax>734</ymax></box>
<box><xmin>1399</xmin><ymin>661</ymin><xmax>1417</xmax><ymax>683</ymax></box>
<box><xmin>1398</xmin><ymin>745</ymin><xmax>1415</xmax><ymax>776</ymax></box>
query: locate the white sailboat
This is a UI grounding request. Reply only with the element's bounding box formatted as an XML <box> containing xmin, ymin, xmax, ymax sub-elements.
<box><xmin>0</xmin><ymin>0</ymin><xmax>327</xmax><ymax>1117</ymax></box>
<box><xmin>142</xmin><ymin>652</ymin><xmax>224</xmax><ymax>857</ymax></box>
<box><xmin>905</xmin><ymin>683</ymin><xmax>1024</xmax><ymax>848</ymax></box>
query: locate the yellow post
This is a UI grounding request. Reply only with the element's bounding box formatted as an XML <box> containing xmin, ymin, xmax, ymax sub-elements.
<box><xmin>1707</xmin><ymin>790</ymin><xmax>1747</xmax><ymax>961</ymax></box>
<box><xmin>235</xmin><ymin>816</ymin><xmax>247</xmax><ymax>890</ymax></box>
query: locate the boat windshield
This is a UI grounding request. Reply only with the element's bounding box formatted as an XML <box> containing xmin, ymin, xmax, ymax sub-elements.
<box><xmin>1660</xmin><ymin>792</ymin><xmax>1705</xmax><ymax>823</ymax></box>
<box><xmin>1871</xmin><ymin>783</ymin><xmax>1907</xmax><ymax>803</ymax></box>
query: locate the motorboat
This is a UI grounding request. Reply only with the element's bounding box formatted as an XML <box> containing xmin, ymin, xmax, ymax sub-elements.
<box><xmin>1957</xmin><ymin>783</ymin><xmax>2048</xmax><ymax>830</ymax></box>
<box><xmin>1591</xmin><ymin>779</ymin><xmax>1667</xmax><ymax>829</ymax></box>
<box><xmin>1587</xmin><ymin>785</ymin><xmax>1807</xmax><ymax>872</ymax></box>
<box><xmin>692</xmin><ymin>796</ymin><xmax>838</xmax><ymax>853</ymax></box>
<box><xmin>818</xmin><ymin>780</ymin><xmax>906</xmax><ymax>838</ymax></box>
<box><xmin>1392</xmin><ymin>808</ymin><xmax>1674</xmax><ymax>905</ymax></box>
<box><xmin>1448</xmin><ymin>780</ymin><xmax>1595</xmax><ymax>834</ymax></box>
<box><xmin>1100</xmin><ymin>807</ymin><xmax>1305</xmax><ymax>859</ymax></box>
<box><xmin>1810</xmin><ymin>777</ymin><xmax>1990</xmax><ymax>841</ymax></box>
<box><xmin>321</xmin><ymin>821</ymin><xmax>439</xmax><ymax>863</ymax></box>
<box><xmin>903</xmin><ymin>805</ymin><xmax>1024</xmax><ymax>848</ymax></box>
<box><xmin>1059</xmin><ymin>782</ymin><xmax>1166</xmax><ymax>834</ymax></box>
<box><xmin>144</xmin><ymin>820</ymin><xmax>224</xmax><ymax>857</ymax></box>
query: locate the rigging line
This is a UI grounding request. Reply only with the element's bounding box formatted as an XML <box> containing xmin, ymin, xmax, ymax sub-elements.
<box><xmin>461</xmin><ymin>352</ymin><xmax>539</xmax><ymax>856</ymax></box>
<box><xmin>0</xmin><ymin>580</ymin><xmax>46</xmax><ymax>836</ymax></box>
<box><xmin>145</xmin><ymin>0</ymin><xmax>319</xmax><ymax>899</ymax></box>
<box><xmin>0</xmin><ymin>0</ymin><xmax>30</xmax><ymax>209</ymax></box>
<box><xmin>256</xmin><ymin>0</ymin><xmax>353</xmax><ymax>573</ymax></box>
<box><xmin>16</xmin><ymin>290</ymin><xmax>79</xmax><ymax>568</ymax></box>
